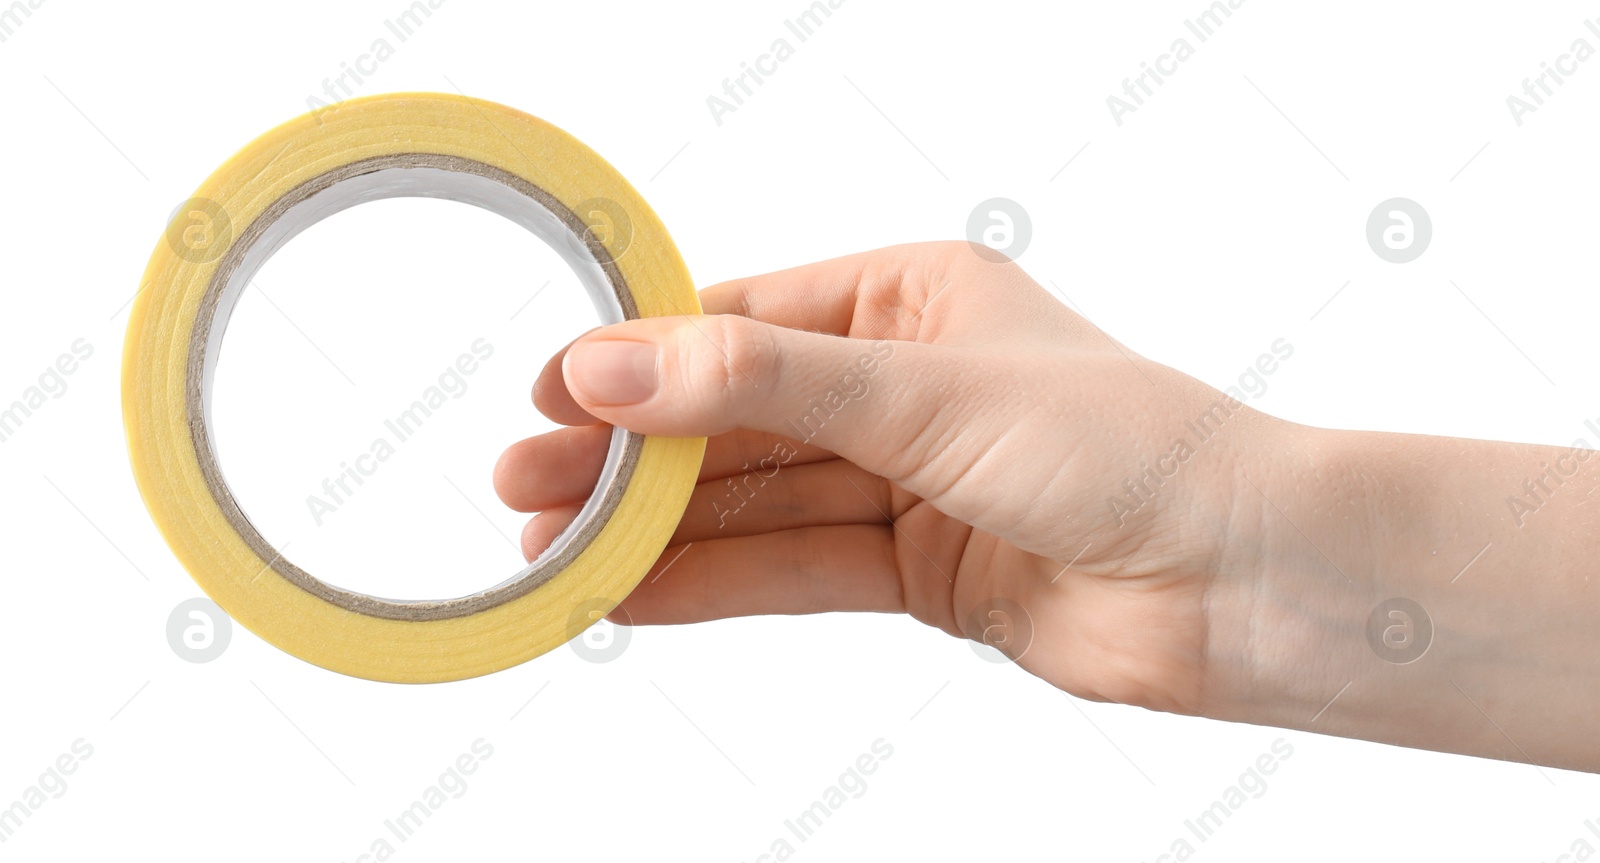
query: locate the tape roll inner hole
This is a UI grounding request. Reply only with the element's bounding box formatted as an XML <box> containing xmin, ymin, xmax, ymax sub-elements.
<box><xmin>191</xmin><ymin>153</ymin><xmax>641</xmax><ymax>621</ymax></box>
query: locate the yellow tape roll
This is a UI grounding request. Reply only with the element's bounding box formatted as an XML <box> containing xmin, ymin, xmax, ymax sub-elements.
<box><xmin>124</xmin><ymin>93</ymin><xmax>705</xmax><ymax>683</ymax></box>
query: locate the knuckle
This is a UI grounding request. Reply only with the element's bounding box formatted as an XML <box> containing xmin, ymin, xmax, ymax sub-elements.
<box><xmin>682</xmin><ymin>315</ymin><xmax>778</xmax><ymax>409</ymax></box>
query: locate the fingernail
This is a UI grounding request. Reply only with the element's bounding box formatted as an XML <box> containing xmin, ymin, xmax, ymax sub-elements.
<box><xmin>566</xmin><ymin>338</ymin><xmax>658</xmax><ymax>405</ymax></box>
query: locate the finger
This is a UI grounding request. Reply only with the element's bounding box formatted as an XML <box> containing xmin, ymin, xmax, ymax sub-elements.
<box><xmin>493</xmin><ymin>424</ymin><xmax>610</xmax><ymax>512</ymax></box>
<box><xmin>559</xmin><ymin>313</ymin><xmax>1010</xmax><ymax>512</ymax></box>
<box><xmin>611</xmin><ymin>524</ymin><xmax>905</xmax><ymax>625</ymax></box>
<box><xmin>693</xmin><ymin>428</ymin><xmax>836</xmax><ymax>483</ymax></box>
<box><xmin>697</xmin><ymin>249</ymin><xmax>880</xmax><ymax>334</ymax></box>
<box><xmin>530</xmin><ymin>247</ymin><xmax>916</xmax><ymax>427</ymax></box>
<box><xmin>530</xmin><ymin>242</ymin><xmax>1046</xmax><ymax>431</ymax></box>
<box><xmin>529</xmin><ymin>245</ymin><xmax>929</xmax><ymax>429</ymax></box>
<box><xmin>494</xmin><ymin>424</ymin><xmax>838</xmax><ymax>512</ymax></box>
<box><xmin>531</xmin><ymin>341</ymin><xmax>601</xmax><ymax>426</ymax></box>
<box><xmin>519</xmin><ymin>503</ymin><xmax>582</xmax><ymax>562</ymax></box>
<box><xmin>697</xmin><ymin>241</ymin><xmax>979</xmax><ymax>340</ymax></box>
<box><xmin>670</xmin><ymin>459</ymin><xmax>891</xmax><ymax>545</ymax></box>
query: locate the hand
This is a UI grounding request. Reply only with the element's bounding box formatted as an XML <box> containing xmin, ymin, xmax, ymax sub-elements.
<box><xmin>496</xmin><ymin>240</ymin><xmax>1600</xmax><ymax>772</ymax></box>
<box><xmin>492</xmin><ymin>241</ymin><xmax>1277</xmax><ymax>714</ymax></box>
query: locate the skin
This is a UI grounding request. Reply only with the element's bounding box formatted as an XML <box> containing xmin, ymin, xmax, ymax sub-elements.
<box><xmin>494</xmin><ymin>241</ymin><xmax>1600</xmax><ymax>773</ymax></box>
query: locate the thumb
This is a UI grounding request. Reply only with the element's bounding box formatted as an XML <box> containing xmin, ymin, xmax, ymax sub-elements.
<box><xmin>561</xmin><ymin>314</ymin><xmax>1006</xmax><ymax>507</ymax></box>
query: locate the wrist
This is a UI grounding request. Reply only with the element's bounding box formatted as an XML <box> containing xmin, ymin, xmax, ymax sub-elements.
<box><xmin>1196</xmin><ymin>421</ymin><xmax>1600</xmax><ymax>770</ymax></box>
<box><xmin>1197</xmin><ymin>421</ymin><xmax>1387</xmax><ymax>730</ymax></box>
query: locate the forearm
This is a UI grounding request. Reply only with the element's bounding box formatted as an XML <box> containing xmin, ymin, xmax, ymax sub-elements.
<box><xmin>1205</xmin><ymin>421</ymin><xmax>1600</xmax><ymax>772</ymax></box>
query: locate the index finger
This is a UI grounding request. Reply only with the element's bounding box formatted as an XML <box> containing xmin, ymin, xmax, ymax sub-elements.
<box><xmin>696</xmin><ymin>241</ymin><xmax>965</xmax><ymax>339</ymax></box>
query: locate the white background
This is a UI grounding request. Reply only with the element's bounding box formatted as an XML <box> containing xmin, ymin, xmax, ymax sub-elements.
<box><xmin>2</xmin><ymin>0</ymin><xmax>1599</xmax><ymax>859</ymax></box>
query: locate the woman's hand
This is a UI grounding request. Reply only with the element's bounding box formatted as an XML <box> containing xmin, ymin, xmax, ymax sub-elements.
<box><xmin>495</xmin><ymin>240</ymin><xmax>1600</xmax><ymax>773</ymax></box>
<box><xmin>493</xmin><ymin>241</ymin><xmax>1273</xmax><ymax>715</ymax></box>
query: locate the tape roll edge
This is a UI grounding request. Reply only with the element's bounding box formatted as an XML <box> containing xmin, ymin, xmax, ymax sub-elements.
<box><xmin>124</xmin><ymin>92</ymin><xmax>705</xmax><ymax>683</ymax></box>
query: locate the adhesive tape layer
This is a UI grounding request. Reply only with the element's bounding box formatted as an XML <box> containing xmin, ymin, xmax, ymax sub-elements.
<box><xmin>124</xmin><ymin>92</ymin><xmax>705</xmax><ymax>683</ymax></box>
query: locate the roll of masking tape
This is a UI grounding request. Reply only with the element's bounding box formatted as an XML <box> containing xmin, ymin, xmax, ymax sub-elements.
<box><xmin>123</xmin><ymin>92</ymin><xmax>705</xmax><ymax>683</ymax></box>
